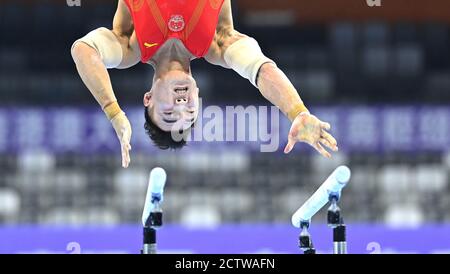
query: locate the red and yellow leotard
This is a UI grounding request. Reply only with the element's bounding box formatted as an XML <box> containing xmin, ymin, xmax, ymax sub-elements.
<box><xmin>123</xmin><ymin>0</ymin><xmax>225</xmax><ymax>63</ymax></box>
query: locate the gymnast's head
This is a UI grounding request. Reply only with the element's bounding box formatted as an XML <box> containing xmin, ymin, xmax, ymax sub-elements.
<box><xmin>143</xmin><ymin>69</ymin><xmax>199</xmax><ymax>150</ymax></box>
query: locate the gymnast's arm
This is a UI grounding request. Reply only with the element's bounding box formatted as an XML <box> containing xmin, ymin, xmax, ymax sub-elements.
<box><xmin>70</xmin><ymin>0</ymin><xmax>139</xmax><ymax>168</ymax></box>
<box><xmin>206</xmin><ymin>1</ymin><xmax>308</xmax><ymax>123</ymax></box>
<box><xmin>71</xmin><ymin>0</ymin><xmax>139</xmax><ymax>109</ymax></box>
<box><xmin>205</xmin><ymin>0</ymin><xmax>338</xmax><ymax>157</ymax></box>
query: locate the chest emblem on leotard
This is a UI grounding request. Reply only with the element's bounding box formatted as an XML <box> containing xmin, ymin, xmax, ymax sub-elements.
<box><xmin>168</xmin><ymin>15</ymin><xmax>185</xmax><ymax>32</ymax></box>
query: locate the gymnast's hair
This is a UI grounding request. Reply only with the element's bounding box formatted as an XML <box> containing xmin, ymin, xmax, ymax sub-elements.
<box><xmin>144</xmin><ymin>107</ymin><xmax>193</xmax><ymax>150</ymax></box>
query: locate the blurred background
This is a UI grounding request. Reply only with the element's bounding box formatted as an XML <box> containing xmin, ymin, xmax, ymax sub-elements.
<box><xmin>0</xmin><ymin>0</ymin><xmax>450</xmax><ymax>254</ymax></box>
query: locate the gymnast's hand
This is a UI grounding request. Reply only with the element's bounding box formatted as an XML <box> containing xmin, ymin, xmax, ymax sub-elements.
<box><xmin>284</xmin><ymin>112</ymin><xmax>338</xmax><ymax>158</ymax></box>
<box><xmin>110</xmin><ymin>112</ymin><xmax>132</xmax><ymax>168</ymax></box>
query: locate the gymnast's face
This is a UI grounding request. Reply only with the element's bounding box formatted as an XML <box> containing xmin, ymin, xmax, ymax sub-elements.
<box><xmin>144</xmin><ymin>70</ymin><xmax>199</xmax><ymax>132</ymax></box>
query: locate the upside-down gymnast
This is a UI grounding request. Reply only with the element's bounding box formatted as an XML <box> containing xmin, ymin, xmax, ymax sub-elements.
<box><xmin>71</xmin><ymin>0</ymin><xmax>338</xmax><ymax>168</ymax></box>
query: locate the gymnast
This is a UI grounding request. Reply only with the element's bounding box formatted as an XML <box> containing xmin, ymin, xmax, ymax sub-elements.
<box><xmin>71</xmin><ymin>0</ymin><xmax>338</xmax><ymax>168</ymax></box>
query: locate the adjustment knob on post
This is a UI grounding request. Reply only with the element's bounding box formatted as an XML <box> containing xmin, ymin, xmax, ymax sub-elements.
<box><xmin>147</xmin><ymin>211</ymin><xmax>163</xmax><ymax>228</ymax></box>
<box><xmin>327</xmin><ymin>195</ymin><xmax>341</xmax><ymax>228</ymax></box>
<box><xmin>299</xmin><ymin>221</ymin><xmax>315</xmax><ymax>254</ymax></box>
